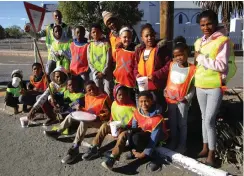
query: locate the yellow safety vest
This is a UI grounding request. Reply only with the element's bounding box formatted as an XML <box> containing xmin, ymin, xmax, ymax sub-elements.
<box><xmin>111</xmin><ymin>101</ymin><xmax>136</xmax><ymax>128</ymax></box>
<box><xmin>194</xmin><ymin>36</ymin><xmax>236</xmax><ymax>88</ymax></box>
<box><xmin>63</xmin><ymin>90</ymin><xmax>84</xmax><ymax>102</ymax></box>
<box><xmin>89</xmin><ymin>42</ymin><xmax>110</xmax><ymax>72</ymax></box>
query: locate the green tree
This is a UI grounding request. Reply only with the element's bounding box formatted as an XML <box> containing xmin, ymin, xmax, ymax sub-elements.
<box><xmin>58</xmin><ymin>1</ymin><xmax>143</xmax><ymax>30</ymax></box>
<box><xmin>194</xmin><ymin>2</ymin><xmax>243</xmax><ymax>33</ymax></box>
<box><xmin>0</xmin><ymin>25</ymin><xmax>5</xmax><ymax>39</ymax></box>
<box><xmin>5</xmin><ymin>25</ymin><xmax>23</xmax><ymax>38</ymax></box>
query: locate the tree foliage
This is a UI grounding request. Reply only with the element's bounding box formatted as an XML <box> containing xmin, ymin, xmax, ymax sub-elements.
<box><xmin>194</xmin><ymin>2</ymin><xmax>243</xmax><ymax>32</ymax></box>
<box><xmin>58</xmin><ymin>1</ymin><xmax>143</xmax><ymax>30</ymax></box>
<box><xmin>0</xmin><ymin>25</ymin><xmax>5</xmax><ymax>39</ymax></box>
<box><xmin>5</xmin><ymin>25</ymin><xmax>23</xmax><ymax>38</ymax></box>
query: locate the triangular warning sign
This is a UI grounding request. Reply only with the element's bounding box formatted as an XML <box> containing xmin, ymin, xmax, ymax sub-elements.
<box><xmin>24</xmin><ymin>2</ymin><xmax>46</xmax><ymax>33</ymax></box>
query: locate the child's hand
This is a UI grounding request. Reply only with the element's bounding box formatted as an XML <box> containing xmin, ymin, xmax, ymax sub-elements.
<box><xmin>132</xmin><ymin>149</ymin><xmax>146</xmax><ymax>159</ymax></box>
<box><xmin>136</xmin><ymin>74</ymin><xmax>142</xmax><ymax>78</ymax></box>
<box><xmin>19</xmin><ymin>89</ymin><xmax>26</xmax><ymax>95</ymax></box>
<box><xmin>97</xmin><ymin>72</ymin><xmax>104</xmax><ymax>79</ymax></box>
<box><xmin>49</xmin><ymin>98</ymin><xmax>57</xmax><ymax>106</ymax></box>
<box><xmin>148</xmin><ymin>75</ymin><xmax>153</xmax><ymax>80</ymax></box>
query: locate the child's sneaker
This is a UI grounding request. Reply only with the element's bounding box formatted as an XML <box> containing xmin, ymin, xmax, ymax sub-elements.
<box><xmin>82</xmin><ymin>146</ymin><xmax>99</xmax><ymax>160</ymax></box>
<box><xmin>44</xmin><ymin>130</ymin><xmax>61</xmax><ymax>140</ymax></box>
<box><xmin>61</xmin><ymin>146</ymin><xmax>79</xmax><ymax>164</ymax></box>
<box><xmin>101</xmin><ymin>156</ymin><xmax>116</xmax><ymax>170</ymax></box>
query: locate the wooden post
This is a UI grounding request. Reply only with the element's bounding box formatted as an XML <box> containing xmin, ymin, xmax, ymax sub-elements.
<box><xmin>160</xmin><ymin>1</ymin><xmax>174</xmax><ymax>49</ymax></box>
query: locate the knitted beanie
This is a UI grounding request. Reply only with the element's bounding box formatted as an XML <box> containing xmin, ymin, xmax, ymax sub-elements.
<box><xmin>102</xmin><ymin>11</ymin><xmax>115</xmax><ymax>25</ymax></box>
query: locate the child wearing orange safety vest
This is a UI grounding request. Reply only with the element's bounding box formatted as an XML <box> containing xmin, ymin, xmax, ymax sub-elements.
<box><xmin>113</xmin><ymin>26</ymin><xmax>137</xmax><ymax>101</ymax></box>
<box><xmin>82</xmin><ymin>84</ymin><xmax>136</xmax><ymax>169</ymax></box>
<box><xmin>70</xmin><ymin>26</ymin><xmax>89</xmax><ymax>91</ymax></box>
<box><xmin>128</xmin><ymin>91</ymin><xmax>168</xmax><ymax>172</ymax></box>
<box><xmin>164</xmin><ymin>36</ymin><xmax>196</xmax><ymax>154</ymax></box>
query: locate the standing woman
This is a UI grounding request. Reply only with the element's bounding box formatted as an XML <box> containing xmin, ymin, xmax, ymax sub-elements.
<box><xmin>194</xmin><ymin>10</ymin><xmax>236</xmax><ymax>166</ymax></box>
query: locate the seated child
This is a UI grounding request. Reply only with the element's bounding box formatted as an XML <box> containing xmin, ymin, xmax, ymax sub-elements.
<box><xmin>81</xmin><ymin>84</ymin><xmax>136</xmax><ymax>163</ymax></box>
<box><xmin>27</xmin><ymin>66</ymin><xmax>69</xmax><ymax>126</ymax></box>
<box><xmin>19</xmin><ymin>63</ymin><xmax>47</xmax><ymax>108</ymax></box>
<box><xmin>113</xmin><ymin>26</ymin><xmax>136</xmax><ymax>101</ymax></box>
<box><xmin>164</xmin><ymin>36</ymin><xmax>195</xmax><ymax>154</ymax></box>
<box><xmin>49</xmin><ymin>25</ymin><xmax>71</xmax><ymax>74</ymax></box>
<box><xmin>127</xmin><ymin>91</ymin><xmax>168</xmax><ymax>172</ymax></box>
<box><xmin>43</xmin><ymin>81</ymin><xmax>112</xmax><ymax>164</ymax></box>
<box><xmin>87</xmin><ymin>23</ymin><xmax>113</xmax><ymax>98</ymax></box>
<box><xmin>5</xmin><ymin>69</ymin><xmax>27</xmax><ymax>114</ymax></box>
<box><xmin>70</xmin><ymin>26</ymin><xmax>89</xmax><ymax>91</ymax></box>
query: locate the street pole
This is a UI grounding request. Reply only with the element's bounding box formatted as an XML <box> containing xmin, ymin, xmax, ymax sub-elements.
<box><xmin>160</xmin><ymin>1</ymin><xmax>174</xmax><ymax>50</ymax></box>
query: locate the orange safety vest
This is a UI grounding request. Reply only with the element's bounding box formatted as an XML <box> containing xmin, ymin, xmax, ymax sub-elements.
<box><xmin>138</xmin><ymin>48</ymin><xmax>157</xmax><ymax>90</ymax></box>
<box><xmin>84</xmin><ymin>93</ymin><xmax>108</xmax><ymax>119</ymax></box>
<box><xmin>109</xmin><ymin>32</ymin><xmax>121</xmax><ymax>59</ymax></box>
<box><xmin>165</xmin><ymin>62</ymin><xmax>196</xmax><ymax>104</ymax></box>
<box><xmin>30</xmin><ymin>75</ymin><xmax>47</xmax><ymax>92</ymax></box>
<box><xmin>134</xmin><ymin>110</ymin><xmax>168</xmax><ymax>140</ymax></box>
<box><xmin>113</xmin><ymin>49</ymin><xmax>136</xmax><ymax>88</ymax></box>
<box><xmin>70</xmin><ymin>42</ymin><xmax>89</xmax><ymax>75</ymax></box>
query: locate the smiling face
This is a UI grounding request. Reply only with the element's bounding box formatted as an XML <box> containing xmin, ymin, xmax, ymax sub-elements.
<box><xmin>106</xmin><ymin>18</ymin><xmax>119</xmax><ymax>31</ymax></box>
<box><xmin>173</xmin><ymin>48</ymin><xmax>188</xmax><ymax>66</ymax></box>
<box><xmin>53</xmin><ymin>11</ymin><xmax>62</xmax><ymax>24</ymax></box>
<box><xmin>199</xmin><ymin>17</ymin><xmax>217</xmax><ymax>38</ymax></box>
<box><xmin>120</xmin><ymin>31</ymin><xmax>132</xmax><ymax>48</ymax></box>
<box><xmin>138</xmin><ymin>95</ymin><xmax>153</xmax><ymax>113</ymax></box>
<box><xmin>141</xmin><ymin>28</ymin><xmax>156</xmax><ymax>48</ymax></box>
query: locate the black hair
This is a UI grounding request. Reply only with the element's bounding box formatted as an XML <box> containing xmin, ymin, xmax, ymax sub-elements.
<box><xmin>117</xmin><ymin>86</ymin><xmax>129</xmax><ymax>95</ymax></box>
<box><xmin>53</xmin><ymin>10</ymin><xmax>62</xmax><ymax>16</ymax></box>
<box><xmin>138</xmin><ymin>91</ymin><xmax>154</xmax><ymax>100</ymax></box>
<box><xmin>75</xmin><ymin>25</ymin><xmax>86</xmax><ymax>33</ymax></box>
<box><xmin>84</xmin><ymin>80</ymin><xmax>96</xmax><ymax>88</ymax></box>
<box><xmin>199</xmin><ymin>9</ymin><xmax>218</xmax><ymax>26</ymax></box>
<box><xmin>53</xmin><ymin>25</ymin><xmax>62</xmax><ymax>33</ymax></box>
<box><xmin>90</xmin><ymin>23</ymin><xmax>102</xmax><ymax>32</ymax></box>
<box><xmin>32</xmin><ymin>62</ymin><xmax>42</xmax><ymax>69</ymax></box>
<box><xmin>173</xmin><ymin>36</ymin><xmax>189</xmax><ymax>52</ymax></box>
<box><xmin>140</xmin><ymin>23</ymin><xmax>155</xmax><ymax>36</ymax></box>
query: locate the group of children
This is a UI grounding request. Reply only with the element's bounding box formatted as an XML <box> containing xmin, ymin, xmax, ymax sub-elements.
<box><xmin>5</xmin><ymin>9</ymin><xmax>236</xmax><ymax>171</ymax></box>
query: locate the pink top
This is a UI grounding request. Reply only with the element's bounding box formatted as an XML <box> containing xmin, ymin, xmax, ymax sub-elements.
<box><xmin>196</xmin><ymin>30</ymin><xmax>230</xmax><ymax>82</ymax></box>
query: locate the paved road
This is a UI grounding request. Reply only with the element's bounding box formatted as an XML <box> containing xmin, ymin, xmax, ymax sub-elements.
<box><xmin>0</xmin><ymin>55</ymin><xmax>243</xmax><ymax>88</ymax></box>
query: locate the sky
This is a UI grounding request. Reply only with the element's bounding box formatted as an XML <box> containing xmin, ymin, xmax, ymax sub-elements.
<box><xmin>0</xmin><ymin>1</ymin><xmax>58</xmax><ymax>29</ymax></box>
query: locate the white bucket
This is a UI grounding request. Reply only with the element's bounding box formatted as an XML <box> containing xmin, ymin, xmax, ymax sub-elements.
<box><xmin>137</xmin><ymin>76</ymin><xmax>148</xmax><ymax>92</ymax></box>
<box><xmin>109</xmin><ymin>121</ymin><xmax>122</xmax><ymax>137</ymax></box>
<box><xmin>20</xmin><ymin>116</ymin><xmax>29</xmax><ymax>128</ymax></box>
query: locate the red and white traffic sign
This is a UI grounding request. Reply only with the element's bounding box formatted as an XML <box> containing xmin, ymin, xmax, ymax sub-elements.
<box><xmin>24</xmin><ymin>1</ymin><xmax>46</xmax><ymax>33</ymax></box>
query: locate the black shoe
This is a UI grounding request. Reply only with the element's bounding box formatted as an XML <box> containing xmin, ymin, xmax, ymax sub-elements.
<box><xmin>23</xmin><ymin>105</ymin><xmax>28</xmax><ymax>113</ymax></box>
<box><xmin>82</xmin><ymin>146</ymin><xmax>99</xmax><ymax>160</ymax></box>
<box><xmin>43</xmin><ymin>118</ymin><xmax>57</xmax><ymax>126</ymax></box>
<box><xmin>61</xmin><ymin>146</ymin><xmax>79</xmax><ymax>164</ymax></box>
<box><xmin>101</xmin><ymin>156</ymin><xmax>116</xmax><ymax>170</ymax></box>
<box><xmin>44</xmin><ymin>130</ymin><xmax>61</xmax><ymax>140</ymax></box>
<box><xmin>13</xmin><ymin>105</ymin><xmax>19</xmax><ymax>114</ymax></box>
<box><xmin>125</xmin><ymin>151</ymin><xmax>135</xmax><ymax>160</ymax></box>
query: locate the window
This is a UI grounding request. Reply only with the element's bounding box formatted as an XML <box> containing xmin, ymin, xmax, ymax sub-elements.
<box><xmin>179</xmin><ymin>14</ymin><xmax>183</xmax><ymax>24</ymax></box>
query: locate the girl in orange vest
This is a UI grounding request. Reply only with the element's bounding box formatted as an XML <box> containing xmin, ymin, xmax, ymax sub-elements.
<box><xmin>70</xmin><ymin>26</ymin><xmax>89</xmax><ymax>92</ymax></box>
<box><xmin>134</xmin><ymin>23</ymin><xmax>171</xmax><ymax>108</ymax></box>
<box><xmin>164</xmin><ymin>36</ymin><xmax>196</xmax><ymax>154</ymax></box>
<box><xmin>113</xmin><ymin>26</ymin><xmax>137</xmax><ymax>101</ymax></box>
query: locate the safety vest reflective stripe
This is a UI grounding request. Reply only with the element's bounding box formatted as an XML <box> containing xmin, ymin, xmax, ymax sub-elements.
<box><xmin>134</xmin><ymin>110</ymin><xmax>168</xmax><ymax>140</ymax></box>
<box><xmin>6</xmin><ymin>87</ymin><xmax>21</xmax><ymax>97</ymax></box>
<box><xmin>113</xmin><ymin>49</ymin><xmax>136</xmax><ymax>88</ymax></box>
<box><xmin>70</xmin><ymin>42</ymin><xmax>89</xmax><ymax>75</ymax></box>
<box><xmin>111</xmin><ymin>101</ymin><xmax>136</xmax><ymax>127</ymax></box>
<box><xmin>85</xmin><ymin>93</ymin><xmax>108</xmax><ymax>117</ymax></box>
<box><xmin>30</xmin><ymin>75</ymin><xmax>47</xmax><ymax>92</ymax></box>
<box><xmin>89</xmin><ymin>42</ymin><xmax>110</xmax><ymax>72</ymax></box>
<box><xmin>138</xmin><ymin>48</ymin><xmax>157</xmax><ymax>90</ymax></box>
<box><xmin>165</xmin><ymin>62</ymin><xmax>196</xmax><ymax>104</ymax></box>
<box><xmin>49</xmin><ymin>83</ymin><xmax>66</xmax><ymax>94</ymax></box>
<box><xmin>194</xmin><ymin>36</ymin><xmax>235</xmax><ymax>88</ymax></box>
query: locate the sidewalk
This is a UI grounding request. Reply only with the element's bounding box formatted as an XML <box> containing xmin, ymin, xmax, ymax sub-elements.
<box><xmin>0</xmin><ymin>49</ymin><xmax>48</xmax><ymax>57</ymax></box>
